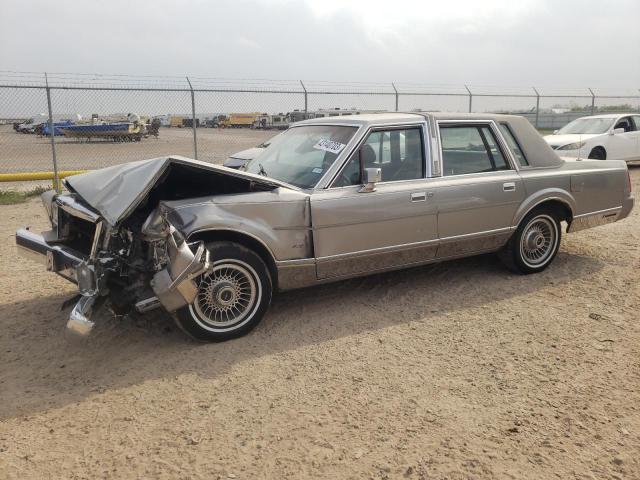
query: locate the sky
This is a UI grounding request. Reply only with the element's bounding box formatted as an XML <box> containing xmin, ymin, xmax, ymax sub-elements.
<box><xmin>1</xmin><ymin>0</ymin><xmax>639</xmax><ymax>90</ymax></box>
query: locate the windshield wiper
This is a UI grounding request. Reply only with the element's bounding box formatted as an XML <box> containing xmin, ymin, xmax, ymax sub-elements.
<box><xmin>258</xmin><ymin>163</ymin><xmax>268</xmax><ymax>177</ymax></box>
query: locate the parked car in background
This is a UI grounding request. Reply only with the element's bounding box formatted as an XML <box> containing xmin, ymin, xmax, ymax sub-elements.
<box><xmin>544</xmin><ymin>113</ymin><xmax>640</xmax><ymax>162</ymax></box>
<box><xmin>14</xmin><ymin>115</ymin><xmax>47</xmax><ymax>134</ymax></box>
<box><xmin>223</xmin><ymin>137</ymin><xmax>279</xmax><ymax>169</ymax></box>
<box><xmin>223</xmin><ymin>146</ymin><xmax>266</xmax><ymax>169</ymax></box>
<box><xmin>16</xmin><ymin>113</ymin><xmax>634</xmax><ymax>342</ymax></box>
<box><xmin>15</xmin><ymin>113</ymin><xmax>82</xmax><ymax>134</ymax></box>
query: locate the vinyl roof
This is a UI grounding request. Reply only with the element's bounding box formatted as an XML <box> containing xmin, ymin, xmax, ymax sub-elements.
<box><xmin>297</xmin><ymin>111</ymin><xmax>528</xmax><ymax>126</ymax></box>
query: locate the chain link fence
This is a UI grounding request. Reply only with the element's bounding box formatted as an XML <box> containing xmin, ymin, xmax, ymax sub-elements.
<box><xmin>1</xmin><ymin>71</ymin><xmax>639</xmax><ymax>182</ymax></box>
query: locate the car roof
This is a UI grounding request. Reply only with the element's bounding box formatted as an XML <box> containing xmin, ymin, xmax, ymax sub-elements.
<box><xmin>296</xmin><ymin>112</ymin><xmax>426</xmax><ymax>126</ymax></box>
<box><xmin>575</xmin><ymin>113</ymin><xmax>631</xmax><ymax>119</ymax></box>
<box><xmin>295</xmin><ymin>111</ymin><xmax>523</xmax><ymax>127</ymax></box>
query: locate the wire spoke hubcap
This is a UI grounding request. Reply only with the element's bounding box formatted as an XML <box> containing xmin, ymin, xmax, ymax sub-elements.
<box><xmin>520</xmin><ymin>216</ymin><xmax>556</xmax><ymax>266</ymax></box>
<box><xmin>193</xmin><ymin>262</ymin><xmax>258</xmax><ymax>328</ymax></box>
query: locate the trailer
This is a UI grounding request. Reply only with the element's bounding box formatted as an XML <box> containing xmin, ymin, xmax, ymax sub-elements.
<box><xmin>251</xmin><ymin>113</ymin><xmax>290</xmax><ymax>130</ymax></box>
<box><xmin>221</xmin><ymin>113</ymin><xmax>262</xmax><ymax>128</ymax></box>
<box><xmin>170</xmin><ymin>116</ymin><xmax>185</xmax><ymax>128</ymax></box>
<box><xmin>182</xmin><ymin>118</ymin><xmax>200</xmax><ymax>128</ymax></box>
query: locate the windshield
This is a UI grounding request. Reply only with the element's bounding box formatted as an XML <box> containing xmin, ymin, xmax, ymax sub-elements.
<box><xmin>245</xmin><ymin>125</ymin><xmax>358</xmax><ymax>188</ymax></box>
<box><xmin>557</xmin><ymin>117</ymin><xmax>615</xmax><ymax>134</ymax></box>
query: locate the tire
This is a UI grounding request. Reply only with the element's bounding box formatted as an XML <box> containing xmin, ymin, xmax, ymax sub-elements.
<box><xmin>588</xmin><ymin>147</ymin><xmax>606</xmax><ymax>160</ymax></box>
<box><xmin>500</xmin><ymin>208</ymin><xmax>562</xmax><ymax>274</ymax></box>
<box><xmin>174</xmin><ymin>241</ymin><xmax>272</xmax><ymax>342</ymax></box>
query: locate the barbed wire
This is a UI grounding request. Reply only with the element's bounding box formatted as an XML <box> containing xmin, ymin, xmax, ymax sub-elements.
<box><xmin>0</xmin><ymin>71</ymin><xmax>638</xmax><ymax>98</ymax></box>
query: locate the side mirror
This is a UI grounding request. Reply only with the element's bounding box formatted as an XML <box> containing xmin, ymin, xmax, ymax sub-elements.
<box><xmin>553</xmin><ymin>130</ymin><xmax>559</xmax><ymax>134</ymax></box>
<box><xmin>359</xmin><ymin>167</ymin><xmax>381</xmax><ymax>193</ymax></box>
<box><xmin>611</xmin><ymin>127</ymin><xmax>625</xmax><ymax>135</ymax></box>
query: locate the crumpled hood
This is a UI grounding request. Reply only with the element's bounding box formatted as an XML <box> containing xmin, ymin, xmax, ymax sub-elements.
<box><xmin>544</xmin><ymin>133</ymin><xmax>601</xmax><ymax>148</ymax></box>
<box><xmin>64</xmin><ymin>155</ymin><xmax>293</xmax><ymax>226</ymax></box>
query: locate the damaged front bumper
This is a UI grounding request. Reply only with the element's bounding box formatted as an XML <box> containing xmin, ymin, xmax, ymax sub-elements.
<box><xmin>16</xmin><ymin>216</ymin><xmax>209</xmax><ymax>337</ymax></box>
<box><xmin>16</xmin><ymin>228</ymin><xmax>100</xmax><ymax>336</ymax></box>
<box><xmin>16</xmin><ymin>228</ymin><xmax>86</xmax><ymax>284</ymax></box>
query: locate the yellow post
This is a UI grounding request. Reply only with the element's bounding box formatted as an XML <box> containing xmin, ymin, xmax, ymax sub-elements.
<box><xmin>0</xmin><ymin>170</ymin><xmax>87</xmax><ymax>184</ymax></box>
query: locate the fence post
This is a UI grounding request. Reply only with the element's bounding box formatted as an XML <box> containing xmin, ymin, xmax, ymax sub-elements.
<box><xmin>464</xmin><ymin>85</ymin><xmax>473</xmax><ymax>113</ymax></box>
<box><xmin>588</xmin><ymin>88</ymin><xmax>595</xmax><ymax>116</ymax></box>
<box><xmin>44</xmin><ymin>73</ymin><xmax>60</xmax><ymax>192</ymax></box>
<box><xmin>391</xmin><ymin>82</ymin><xmax>399</xmax><ymax>112</ymax></box>
<box><xmin>300</xmin><ymin>80</ymin><xmax>308</xmax><ymax>117</ymax></box>
<box><xmin>186</xmin><ymin>76</ymin><xmax>198</xmax><ymax>160</ymax></box>
<box><xmin>532</xmin><ymin>87</ymin><xmax>540</xmax><ymax>129</ymax></box>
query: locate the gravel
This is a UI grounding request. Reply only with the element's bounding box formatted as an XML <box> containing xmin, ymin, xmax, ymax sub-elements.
<box><xmin>1</xmin><ymin>167</ymin><xmax>638</xmax><ymax>479</ymax></box>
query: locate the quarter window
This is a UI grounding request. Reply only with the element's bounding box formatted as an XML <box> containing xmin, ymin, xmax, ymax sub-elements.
<box><xmin>440</xmin><ymin>125</ymin><xmax>510</xmax><ymax>176</ymax></box>
<box><xmin>498</xmin><ymin>123</ymin><xmax>529</xmax><ymax>166</ymax></box>
<box><xmin>334</xmin><ymin>128</ymin><xmax>424</xmax><ymax>186</ymax></box>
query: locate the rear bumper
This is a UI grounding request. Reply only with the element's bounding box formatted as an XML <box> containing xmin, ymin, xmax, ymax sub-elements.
<box><xmin>16</xmin><ymin>228</ymin><xmax>86</xmax><ymax>284</ymax></box>
<box><xmin>620</xmin><ymin>194</ymin><xmax>635</xmax><ymax>221</ymax></box>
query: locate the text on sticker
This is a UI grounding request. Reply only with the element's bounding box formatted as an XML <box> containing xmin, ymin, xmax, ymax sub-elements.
<box><xmin>313</xmin><ymin>139</ymin><xmax>346</xmax><ymax>154</ymax></box>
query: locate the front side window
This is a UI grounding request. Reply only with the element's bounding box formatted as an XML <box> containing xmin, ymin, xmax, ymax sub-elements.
<box><xmin>498</xmin><ymin>123</ymin><xmax>529</xmax><ymax>166</ymax></box>
<box><xmin>333</xmin><ymin>128</ymin><xmax>424</xmax><ymax>187</ymax></box>
<box><xmin>245</xmin><ymin>125</ymin><xmax>357</xmax><ymax>188</ymax></box>
<box><xmin>440</xmin><ymin>125</ymin><xmax>510</xmax><ymax>176</ymax></box>
<box><xmin>614</xmin><ymin>116</ymin><xmax>633</xmax><ymax>132</ymax></box>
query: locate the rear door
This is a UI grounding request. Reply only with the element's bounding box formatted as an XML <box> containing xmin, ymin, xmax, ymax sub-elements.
<box><xmin>430</xmin><ymin>121</ymin><xmax>525</xmax><ymax>258</ymax></box>
<box><xmin>310</xmin><ymin>124</ymin><xmax>439</xmax><ymax>280</ymax></box>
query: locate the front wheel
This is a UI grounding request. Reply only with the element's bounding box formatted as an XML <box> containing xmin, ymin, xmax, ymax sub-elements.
<box><xmin>500</xmin><ymin>209</ymin><xmax>562</xmax><ymax>274</ymax></box>
<box><xmin>174</xmin><ymin>242</ymin><xmax>272</xmax><ymax>341</ymax></box>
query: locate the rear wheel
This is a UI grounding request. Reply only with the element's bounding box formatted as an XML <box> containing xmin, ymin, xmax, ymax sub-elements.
<box><xmin>500</xmin><ymin>208</ymin><xmax>562</xmax><ymax>274</ymax></box>
<box><xmin>174</xmin><ymin>242</ymin><xmax>272</xmax><ymax>341</ymax></box>
<box><xmin>588</xmin><ymin>147</ymin><xmax>606</xmax><ymax>160</ymax></box>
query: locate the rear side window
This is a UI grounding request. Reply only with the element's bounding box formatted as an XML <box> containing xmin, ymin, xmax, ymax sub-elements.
<box><xmin>498</xmin><ymin>123</ymin><xmax>529</xmax><ymax>166</ymax></box>
<box><xmin>439</xmin><ymin>125</ymin><xmax>510</xmax><ymax>176</ymax></box>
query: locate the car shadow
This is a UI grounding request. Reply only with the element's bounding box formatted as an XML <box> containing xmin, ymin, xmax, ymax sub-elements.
<box><xmin>0</xmin><ymin>250</ymin><xmax>603</xmax><ymax>420</ymax></box>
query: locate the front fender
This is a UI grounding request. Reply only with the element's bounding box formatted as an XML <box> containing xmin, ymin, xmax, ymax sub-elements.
<box><xmin>163</xmin><ymin>198</ymin><xmax>312</xmax><ymax>261</ymax></box>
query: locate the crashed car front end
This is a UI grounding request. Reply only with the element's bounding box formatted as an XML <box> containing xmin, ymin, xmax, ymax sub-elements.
<box><xmin>16</xmin><ymin>191</ymin><xmax>210</xmax><ymax>337</ymax></box>
<box><xmin>15</xmin><ymin>155</ymin><xmax>291</xmax><ymax>338</ymax></box>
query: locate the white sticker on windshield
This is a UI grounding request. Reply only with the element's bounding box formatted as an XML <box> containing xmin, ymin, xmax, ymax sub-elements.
<box><xmin>312</xmin><ymin>167</ymin><xmax>323</xmax><ymax>174</ymax></box>
<box><xmin>313</xmin><ymin>138</ymin><xmax>346</xmax><ymax>155</ymax></box>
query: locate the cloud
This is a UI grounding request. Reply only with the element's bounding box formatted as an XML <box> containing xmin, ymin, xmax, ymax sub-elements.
<box><xmin>237</xmin><ymin>36</ymin><xmax>261</xmax><ymax>49</ymax></box>
<box><xmin>0</xmin><ymin>0</ymin><xmax>638</xmax><ymax>89</ymax></box>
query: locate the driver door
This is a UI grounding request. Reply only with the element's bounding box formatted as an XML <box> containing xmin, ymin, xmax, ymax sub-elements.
<box><xmin>310</xmin><ymin>125</ymin><xmax>439</xmax><ymax>280</ymax></box>
<box><xmin>607</xmin><ymin>116</ymin><xmax>637</xmax><ymax>161</ymax></box>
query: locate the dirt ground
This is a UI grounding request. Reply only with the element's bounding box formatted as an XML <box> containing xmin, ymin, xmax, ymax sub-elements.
<box><xmin>0</xmin><ymin>124</ymin><xmax>274</xmax><ymax>172</ymax></box>
<box><xmin>1</xmin><ymin>168</ymin><xmax>639</xmax><ymax>480</ymax></box>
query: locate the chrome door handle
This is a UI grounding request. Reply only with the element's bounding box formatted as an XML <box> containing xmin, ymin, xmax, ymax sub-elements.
<box><xmin>503</xmin><ymin>182</ymin><xmax>516</xmax><ymax>192</ymax></box>
<box><xmin>411</xmin><ymin>192</ymin><xmax>427</xmax><ymax>202</ymax></box>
